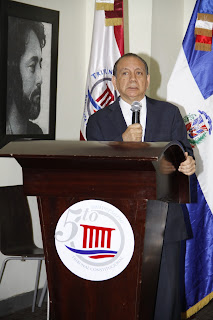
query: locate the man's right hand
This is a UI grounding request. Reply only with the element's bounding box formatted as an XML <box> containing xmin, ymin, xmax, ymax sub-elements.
<box><xmin>122</xmin><ymin>123</ymin><xmax>142</xmax><ymax>142</ymax></box>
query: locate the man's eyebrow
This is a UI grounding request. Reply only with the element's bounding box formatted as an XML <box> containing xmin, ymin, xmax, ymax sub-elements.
<box><xmin>27</xmin><ymin>56</ymin><xmax>42</xmax><ymax>63</ymax></box>
<box><xmin>119</xmin><ymin>67</ymin><xmax>130</xmax><ymax>71</ymax></box>
<box><xmin>135</xmin><ymin>67</ymin><xmax>144</xmax><ymax>70</ymax></box>
<box><xmin>119</xmin><ymin>67</ymin><xmax>144</xmax><ymax>72</ymax></box>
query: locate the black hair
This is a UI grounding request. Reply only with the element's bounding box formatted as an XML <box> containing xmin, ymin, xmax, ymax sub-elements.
<box><xmin>7</xmin><ymin>17</ymin><xmax>46</xmax><ymax>111</ymax></box>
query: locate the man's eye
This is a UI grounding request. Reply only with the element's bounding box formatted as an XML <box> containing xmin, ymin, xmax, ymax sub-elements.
<box><xmin>122</xmin><ymin>71</ymin><xmax>128</xmax><ymax>76</ymax></box>
<box><xmin>137</xmin><ymin>71</ymin><xmax>142</xmax><ymax>75</ymax></box>
<box><xmin>28</xmin><ymin>64</ymin><xmax>36</xmax><ymax>73</ymax></box>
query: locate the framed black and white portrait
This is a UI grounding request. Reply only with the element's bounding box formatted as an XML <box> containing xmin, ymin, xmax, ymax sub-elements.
<box><xmin>0</xmin><ymin>0</ymin><xmax>59</xmax><ymax>144</ymax></box>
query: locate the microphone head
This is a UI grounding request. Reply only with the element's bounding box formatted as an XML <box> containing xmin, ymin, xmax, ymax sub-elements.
<box><xmin>130</xmin><ymin>101</ymin><xmax>142</xmax><ymax>112</ymax></box>
<box><xmin>131</xmin><ymin>101</ymin><xmax>141</xmax><ymax>124</ymax></box>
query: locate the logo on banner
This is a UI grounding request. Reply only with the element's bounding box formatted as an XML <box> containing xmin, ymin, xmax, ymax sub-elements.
<box><xmin>87</xmin><ymin>78</ymin><xmax>114</xmax><ymax>113</ymax></box>
<box><xmin>55</xmin><ymin>200</ymin><xmax>134</xmax><ymax>281</ymax></box>
<box><xmin>183</xmin><ymin>110</ymin><xmax>212</xmax><ymax>147</ymax></box>
<box><xmin>82</xmin><ymin>68</ymin><xmax>118</xmax><ymax>125</ymax></box>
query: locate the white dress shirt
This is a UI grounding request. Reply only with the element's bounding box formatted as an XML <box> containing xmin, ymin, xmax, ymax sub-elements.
<box><xmin>119</xmin><ymin>96</ymin><xmax>147</xmax><ymax>141</ymax></box>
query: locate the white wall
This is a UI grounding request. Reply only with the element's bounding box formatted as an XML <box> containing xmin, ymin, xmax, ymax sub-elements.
<box><xmin>0</xmin><ymin>0</ymin><xmax>196</xmax><ymax>302</ymax></box>
<box><xmin>150</xmin><ymin>0</ymin><xmax>184</xmax><ymax>99</ymax></box>
<box><xmin>0</xmin><ymin>0</ymin><xmax>86</xmax><ymax>302</ymax></box>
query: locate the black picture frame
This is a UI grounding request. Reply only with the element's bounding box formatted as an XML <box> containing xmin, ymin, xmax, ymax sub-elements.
<box><xmin>0</xmin><ymin>0</ymin><xmax>59</xmax><ymax>145</ymax></box>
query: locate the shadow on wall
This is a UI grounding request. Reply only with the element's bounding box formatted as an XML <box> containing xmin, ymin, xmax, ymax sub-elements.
<box><xmin>137</xmin><ymin>52</ymin><xmax>163</xmax><ymax>101</ymax></box>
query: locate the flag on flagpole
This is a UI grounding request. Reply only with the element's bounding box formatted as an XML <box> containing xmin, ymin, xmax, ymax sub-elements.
<box><xmin>80</xmin><ymin>0</ymin><xmax>124</xmax><ymax>140</ymax></box>
<box><xmin>167</xmin><ymin>0</ymin><xmax>213</xmax><ymax>318</ymax></box>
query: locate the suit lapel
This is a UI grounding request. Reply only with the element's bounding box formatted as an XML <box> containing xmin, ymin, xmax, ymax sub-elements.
<box><xmin>106</xmin><ymin>97</ymin><xmax>157</xmax><ymax>140</ymax></box>
<box><xmin>144</xmin><ymin>97</ymin><xmax>155</xmax><ymax>141</ymax></box>
<box><xmin>108</xmin><ymin>99</ymin><xmax>127</xmax><ymax>136</ymax></box>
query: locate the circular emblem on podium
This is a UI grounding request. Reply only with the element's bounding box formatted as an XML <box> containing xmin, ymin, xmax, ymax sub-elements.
<box><xmin>55</xmin><ymin>200</ymin><xmax>135</xmax><ymax>281</ymax></box>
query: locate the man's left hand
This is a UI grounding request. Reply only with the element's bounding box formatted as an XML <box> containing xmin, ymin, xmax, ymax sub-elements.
<box><xmin>178</xmin><ymin>152</ymin><xmax>196</xmax><ymax>176</ymax></box>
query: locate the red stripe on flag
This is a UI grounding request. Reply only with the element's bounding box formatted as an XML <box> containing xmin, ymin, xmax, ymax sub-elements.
<box><xmin>195</xmin><ymin>35</ymin><xmax>212</xmax><ymax>44</ymax></box>
<box><xmin>80</xmin><ymin>131</ymin><xmax>85</xmax><ymax>141</ymax></box>
<box><xmin>105</xmin><ymin>0</ymin><xmax>123</xmax><ymax>19</ymax></box>
<box><xmin>114</xmin><ymin>25</ymin><xmax>124</xmax><ymax>56</ymax></box>
<box><xmin>109</xmin><ymin>0</ymin><xmax>124</xmax><ymax>56</ymax></box>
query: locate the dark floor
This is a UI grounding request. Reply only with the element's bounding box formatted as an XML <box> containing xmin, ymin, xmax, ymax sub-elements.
<box><xmin>0</xmin><ymin>299</ymin><xmax>212</xmax><ymax>320</ymax></box>
<box><xmin>0</xmin><ymin>304</ymin><xmax>47</xmax><ymax>320</ymax></box>
<box><xmin>188</xmin><ymin>299</ymin><xmax>213</xmax><ymax>320</ymax></box>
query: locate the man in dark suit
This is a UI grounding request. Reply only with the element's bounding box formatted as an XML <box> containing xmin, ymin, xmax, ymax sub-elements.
<box><xmin>86</xmin><ymin>53</ymin><xmax>196</xmax><ymax>320</ymax></box>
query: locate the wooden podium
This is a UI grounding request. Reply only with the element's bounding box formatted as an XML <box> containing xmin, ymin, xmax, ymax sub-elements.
<box><xmin>0</xmin><ymin>140</ymin><xmax>189</xmax><ymax>320</ymax></box>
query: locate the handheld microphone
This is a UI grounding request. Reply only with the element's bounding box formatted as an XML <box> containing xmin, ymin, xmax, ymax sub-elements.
<box><xmin>130</xmin><ymin>101</ymin><xmax>142</xmax><ymax>124</ymax></box>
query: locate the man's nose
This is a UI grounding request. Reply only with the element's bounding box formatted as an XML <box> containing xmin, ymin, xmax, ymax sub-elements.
<box><xmin>129</xmin><ymin>72</ymin><xmax>136</xmax><ymax>81</ymax></box>
<box><xmin>36</xmin><ymin>65</ymin><xmax>42</xmax><ymax>85</ymax></box>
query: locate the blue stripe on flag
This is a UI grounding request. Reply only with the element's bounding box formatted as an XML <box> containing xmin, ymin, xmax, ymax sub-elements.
<box><xmin>183</xmin><ymin>0</ymin><xmax>213</xmax><ymax>100</ymax></box>
<box><xmin>181</xmin><ymin>175</ymin><xmax>213</xmax><ymax>312</ymax></box>
<box><xmin>198</xmin><ymin>0</ymin><xmax>213</xmax><ymax>13</ymax></box>
<box><xmin>88</xmin><ymin>89</ymin><xmax>101</xmax><ymax>112</ymax></box>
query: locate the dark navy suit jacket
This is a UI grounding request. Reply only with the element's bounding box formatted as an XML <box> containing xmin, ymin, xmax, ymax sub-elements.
<box><xmin>86</xmin><ymin>96</ymin><xmax>193</xmax><ymax>242</ymax></box>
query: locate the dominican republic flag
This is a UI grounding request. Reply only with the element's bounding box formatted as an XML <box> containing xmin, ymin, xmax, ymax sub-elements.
<box><xmin>80</xmin><ymin>0</ymin><xmax>124</xmax><ymax>140</ymax></box>
<box><xmin>167</xmin><ymin>0</ymin><xmax>213</xmax><ymax>318</ymax></box>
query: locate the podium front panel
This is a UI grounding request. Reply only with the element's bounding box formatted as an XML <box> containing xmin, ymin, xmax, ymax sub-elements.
<box><xmin>0</xmin><ymin>140</ymin><xmax>190</xmax><ymax>319</ymax></box>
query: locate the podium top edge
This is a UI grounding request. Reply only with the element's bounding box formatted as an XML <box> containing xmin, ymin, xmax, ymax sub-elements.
<box><xmin>0</xmin><ymin>140</ymin><xmax>184</xmax><ymax>160</ymax></box>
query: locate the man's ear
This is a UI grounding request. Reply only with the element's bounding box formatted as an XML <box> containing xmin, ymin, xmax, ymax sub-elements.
<box><xmin>111</xmin><ymin>75</ymin><xmax>117</xmax><ymax>90</ymax></box>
